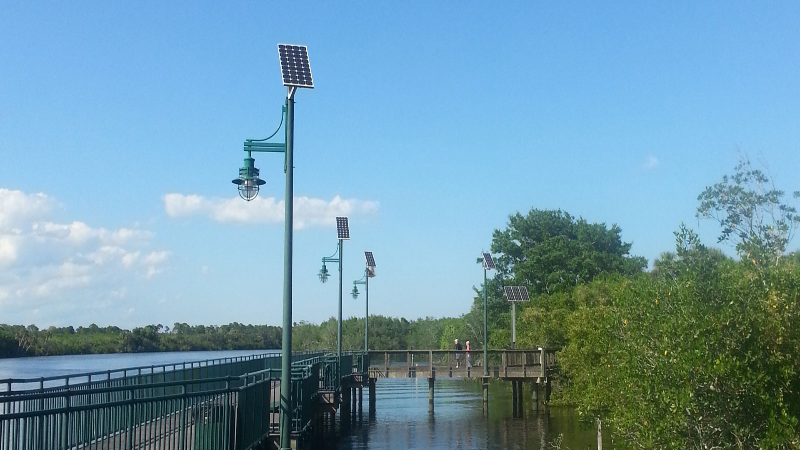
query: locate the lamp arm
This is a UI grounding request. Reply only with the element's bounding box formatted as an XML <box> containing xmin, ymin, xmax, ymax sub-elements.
<box><xmin>322</xmin><ymin>244</ymin><xmax>341</xmax><ymax>260</ymax></box>
<box><xmin>247</xmin><ymin>106</ymin><xmax>286</xmax><ymax>142</ymax></box>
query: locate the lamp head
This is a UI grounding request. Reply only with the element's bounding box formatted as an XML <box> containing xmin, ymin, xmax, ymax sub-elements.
<box><xmin>232</xmin><ymin>156</ymin><xmax>265</xmax><ymax>201</ymax></box>
<box><xmin>318</xmin><ymin>262</ymin><xmax>330</xmax><ymax>283</ymax></box>
<box><xmin>351</xmin><ymin>284</ymin><xmax>359</xmax><ymax>299</ymax></box>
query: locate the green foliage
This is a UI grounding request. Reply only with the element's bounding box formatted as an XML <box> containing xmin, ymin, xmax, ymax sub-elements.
<box><xmin>491</xmin><ymin>208</ymin><xmax>647</xmax><ymax>296</ymax></box>
<box><xmin>697</xmin><ymin>156</ymin><xmax>800</xmax><ymax>269</ymax></box>
<box><xmin>0</xmin><ymin>322</ymin><xmax>283</xmax><ymax>357</ymax></box>
<box><xmin>557</xmin><ymin>228</ymin><xmax>800</xmax><ymax>449</ymax></box>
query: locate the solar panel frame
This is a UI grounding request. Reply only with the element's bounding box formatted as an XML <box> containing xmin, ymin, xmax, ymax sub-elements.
<box><xmin>336</xmin><ymin>217</ymin><xmax>350</xmax><ymax>240</ymax></box>
<box><xmin>505</xmin><ymin>286</ymin><xmax>531</xmax><ymax>302</ymax></box>
<box><xmin>364</xmin><ymin>251</ymin><xmax>376</xmax><ymax>267</ymax></box>
<box><xmin>277</xmin><ymin>44</ymin><xmax>314</xmax><ymax>88</ymax></box>
<box><xmin>482</xmin><ymin>252</ymin><xmax>495</xmax><ymax>270</ymax></box>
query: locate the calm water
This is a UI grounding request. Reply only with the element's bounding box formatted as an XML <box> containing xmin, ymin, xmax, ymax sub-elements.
<box><xmin>328</xmin><ymin>378</ymin><xmax>608</xmax><ymax>450</ymax></box>
<box><xmin>0</xmin><ymin>350</ymin><xmax>275</xmax><ymax>380</ymax></box>
<box><xmin>0</xmin><ymin>352</ymin><xmax>606</xmax><ymax>449</ymax></box>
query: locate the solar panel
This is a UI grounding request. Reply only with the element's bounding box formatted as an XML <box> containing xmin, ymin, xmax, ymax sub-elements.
<box><xmin>365</xmin><ymin>251</ymin><xmax>376</xmax><ymax>267</ymax></box>
<box><xmin>336</xmin><ymin>217</ymin><xmax>350</xmax><ymax>240</ymax></box>
<box><xmin>482</xmin><ymin>252</ymin><xmax>495</xmax><ymax>270</ymax></box>
<box><xmin>516</xmin><ymin>286</ymin><xmax>530</xmax><ymax>302</ymax></box>
<box><xmin>278</xmin><ymin>44</ymin><xmax>314</xmax><ymax>88</ymax></box>
<box><xmin>505</xmin><ymin>286</ymin><xmax>530</xmax><ymax>302</ymax></box>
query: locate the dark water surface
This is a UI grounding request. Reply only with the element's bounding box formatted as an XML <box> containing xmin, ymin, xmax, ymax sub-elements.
<box><xmin>328</xmin><ymin>378</ymin><xmax>609</xmax><ymax>450</ymax></box>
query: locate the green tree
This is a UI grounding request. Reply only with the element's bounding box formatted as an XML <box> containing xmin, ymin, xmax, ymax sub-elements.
<box><xmin>491</xmin><ymin>209</ymin><xmax>646</xmax><ymax>296</ymax></box>
<box><xmin>697</xmin><ymin>156</ymin><xmax>800</xmax><ymax>269</ymax></box>
<box><xmin>558</xmin><ymin>225</ymin><xmax>800</xmax><ymax>449</ymax></box>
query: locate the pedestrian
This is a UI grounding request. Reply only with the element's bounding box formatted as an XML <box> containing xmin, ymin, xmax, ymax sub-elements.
<box><xmin>454</xmin><ymin>339</ymin><xmax>463</xmax><ymax>368</ymax></box>
<box><xmin>465</xmin><ymin>340</ymin><xmax>472</xmax><ymax>368</ymax></box>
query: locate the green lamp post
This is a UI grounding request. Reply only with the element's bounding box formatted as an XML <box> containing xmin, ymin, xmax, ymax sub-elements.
<box><xmin>351</xmin><ymin>251</ymin><xmax>376</xmax><ymax>352</ymax></box>
<box><xmin>480</xmin><ymin>252</ymin><xmax>495</xmax><ymax>404</ymax></box>
<box><xmin>231</xmin><ymin>44</ymin><xmax>313</xmax><ymax>450</ymax></box>
<box><xmin>319</xmin><ymin>217</ymin><xmax>350</xmax><ymax>363</ymax></box>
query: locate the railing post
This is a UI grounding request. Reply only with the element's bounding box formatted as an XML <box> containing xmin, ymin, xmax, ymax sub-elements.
<box><xmin>178</xmin><ymin>384</ymin><xmax>186</xmax><ymax>450</ymax></box>
<box><xmin>127</xmin><ymin>387</ymin><xmax>134</xmax><ymax>450</ymax></box>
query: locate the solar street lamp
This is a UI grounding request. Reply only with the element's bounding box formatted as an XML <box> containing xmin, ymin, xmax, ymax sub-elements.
<box><xmin>231</xmin><ymin>44</ymin><xmax>313</xmax><ymax>450</ymax></box>
<box><xmin>481</xmin><ymin>253</ymin><xmax>495</xmax><ymax>378</ymax></box>
<box><xmin>318</xmin><ymin>262</ymin><xmax>330</xmax><ymax>283</ymax></box>
<box><xmin>504</xmin><ymin>286</ymin><xmax>530</xmax><ymax>349</ymax></box>
<box><xmin>352</xmin><ymin>252</ymin><xmax>376</xmax><ymax>351</ymax></box>
<box><xmin>232</xmin><ymin>156</ymin><xmax>266</xmax><ymax>201</ymax></box>
<box><xmin>318</xmin><ymin>217</ymin><xmax>350</xmax><ymax>362</ymax></box>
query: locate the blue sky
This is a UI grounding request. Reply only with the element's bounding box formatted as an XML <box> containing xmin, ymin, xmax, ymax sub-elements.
<box><xmin>1</xmin><ymin>2</ymin><xmax>799</xmax><ymax>328</ymax></box>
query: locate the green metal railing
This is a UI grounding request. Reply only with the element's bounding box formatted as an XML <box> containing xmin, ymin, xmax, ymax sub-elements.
<box><xmin>0</xmin><ymin>351</ymin><xmax>368</xmax><ymax>450</ymax></box>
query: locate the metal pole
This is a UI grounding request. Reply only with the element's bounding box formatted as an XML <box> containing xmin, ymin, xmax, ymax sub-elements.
<box><xmin>365</xmin><ymin>269</ymin><xmax>369</xmax><ymax>352</ymax></box>
<box><xmin>483</xmin><ymin>267</ymin><xmax>488</xmax><ymax>377</ymax></box>
<box><xmin>512</xmin><ymin>302</ymin><xmax>516</xmax><ymax>349</ymax></box>
<box><xmin>279</xmin><ymin>93</ymin><xmax>295</xmax><ymax>450</ymax></box>
<box><xmin>338</xmin><ymin>238</ymin><xmax>343</xmax><ymax>362</ymax></box>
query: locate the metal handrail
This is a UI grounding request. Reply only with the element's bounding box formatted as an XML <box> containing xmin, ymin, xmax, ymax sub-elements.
<box><xmin>0</xmin><ymin>349</ymin><xmax>327</xmax><ymax>394</ymax></box>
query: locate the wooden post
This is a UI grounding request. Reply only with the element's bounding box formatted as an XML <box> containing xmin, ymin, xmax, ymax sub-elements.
<box><xmin>368</xmin><ymin>378</ymin><xmax>376</xmax><ymax>416</ymax></box>
<box><xmin>352</xmin><ymin>386</ymin><xmax>357</xmax><ymax>412</ymax></box>
<box><xmin>502</xmin><ymin>351</ymin><xmax>508</xmax><ymax>377</ymax></box>
<box><xmin>597</xmin><ymin>418</ymin><xmax>602</xmax><ymax>450</ymax></box>
<box><xmin>511</xmin><ymin>380</ymin><xmax>518</xmax><ymax>416</ymax></box>
<box><xmin>428</xmin><ymin>377</ymin><xmax>435</xmax><ymax>405</ymax></box>
<box><xmin>545</xmin><ymin>378</ymin><xmax>552</xmax><ymax>405</ymax></box>
<box><xmin>518</xmin><ymin>381</ymin><xmax>524</xmax><ymax>413</ymax></box>
<box><xmin>532</xmin><ymin>380</ymin><xmax>539</xmax><ymax>410</ymax></box>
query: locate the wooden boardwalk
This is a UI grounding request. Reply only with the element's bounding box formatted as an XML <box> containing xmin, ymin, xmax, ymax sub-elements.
<box><xmin>368</xmin><ymin>349</ymin><xmax>556</xmax><ymax>380</ymax></box>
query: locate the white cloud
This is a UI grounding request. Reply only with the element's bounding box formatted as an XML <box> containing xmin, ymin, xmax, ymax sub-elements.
<box><xmin>0</xmin><ymin>235</ymin><xmax>18</xmax><ymax>266</ymax></box>
<box><xmin>32</xmin><ymin>221</ymin><xmax>152</xmax><ymax>246</ymax></box>
<box><xmin>0</xmin><ymin>189</ymin><xmax>54</xmax><ymax>229</ymax></box>
<box><xmin>642</xmin><ymin>155</ymin><xmax>660</xmax><ymax>170</ymax></box>
<box><xmin>164</xmin><ymin>194</ymin><xmax>379</xmax><ymax>229</ymax></box>
<box><xmin>0</xmin><ymin>189</ymin><xmax>169</xmax><ymax>316</ymax></box>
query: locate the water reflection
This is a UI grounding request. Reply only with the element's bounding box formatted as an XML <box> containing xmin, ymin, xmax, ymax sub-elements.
<box><xmin>327</xmin><ymin>378</ymin><xmax>609</xmax><ymax>450</ymax></box>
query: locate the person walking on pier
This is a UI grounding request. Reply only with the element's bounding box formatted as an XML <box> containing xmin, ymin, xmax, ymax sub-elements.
<box><xmin>465</xmin><ymin>340</ymin><xmax>472</xmax><ymax>368</ymax></box>
<box><xmin>455</xmin><ymin>339</ymin><xmax>463</xmax><ymax>368</ymax></box>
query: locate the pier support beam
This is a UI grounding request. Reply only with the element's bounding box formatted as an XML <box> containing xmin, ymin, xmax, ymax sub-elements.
<box><xmin>368</xmin><ymin>378</ymin><xmax>376</xmax><ymax>416</ymax></box>
<box><xmin>352</xmin><ymin>386</ymin><xmax>357</xmax><ymax>413</ymax></box>
<box><xmin>517</xmin><ymin>381</ymin><xmax>523</xmax><ymax>414</ymax></box>
<box><xmin>428</xmin><ymin>377</ymin><xmax>435</xmax><ymax>408</ymax></box>
<box><xmin>511</xmin><ymin>380</ymin><xmax>518</xmax><ymax>416</ymax></box>
<box><xmin>545</xmin><ymin>378</ymin><xmax>552</xmax><ymax>405</ymax></box>
<box><xmin>532</xmin><ymin>380</ymin><xmax>539</xmax><ymax>410</ymax></box>
<box><xmin>482</xmin><ymin>376</ymin><xmax>489</xmax><ymax>409</ymax></box>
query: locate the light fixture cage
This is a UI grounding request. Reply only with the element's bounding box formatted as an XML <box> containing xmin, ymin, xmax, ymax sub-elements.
<box><xmin>318</xmin><ymin>263</ymin><xmax>330</xmax><ymax>283</ymax></box>
<box><xmin>232</xmin><ymin>157</ymin><xmax>265</xmax><ymax>201</ymax></box>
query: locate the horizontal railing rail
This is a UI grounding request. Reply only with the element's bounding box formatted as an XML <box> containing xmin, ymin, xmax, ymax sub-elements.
<box><xmin>1</xmin><ymin>350</ymin><xmax>328</xmax><ymax>395</ymax></box>
<box><xmin>367</xmin><ymin>349</ymin><xmax>558</xmax><ymax>377</ymax></box>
